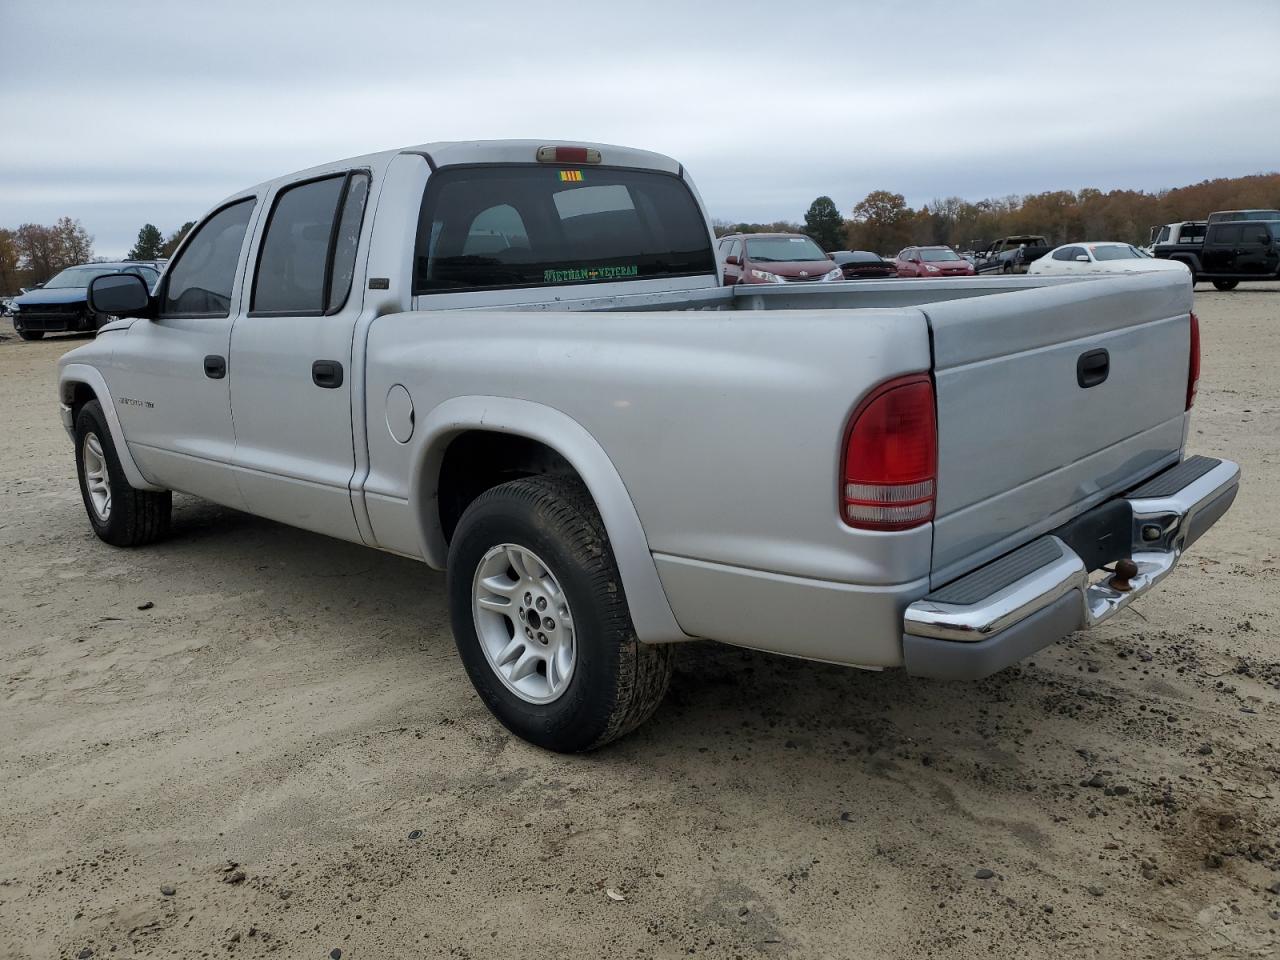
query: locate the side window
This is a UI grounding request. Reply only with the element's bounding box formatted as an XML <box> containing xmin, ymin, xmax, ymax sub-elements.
<box><xmin>161</xmin><ymin>198</ymin><xmax>256</xmax><ymax>317</ymax></box>
<box><xmin>1157</xmin><ymin>227</ymin><xmax>1170</xmax><ymax>243</ymax></box>
<box><xmin>327</xmin><ymin>173</ymin><xmax>370</xmax><ymax>311</ymax></box>
<box><xmin>728</xmin><ymin>239</ymin><xmax>741</xmax><ymax>260</ymax></box>
<box><xmin>1243</xmin><ymin>225</ymin><xmax>1270</xmax><ymax>245</ymax></box>
<box><xmin>1209</xmin><ymin>225</ymin><xmax>1241</xmax><ymax>245</ymax></box>
<box><xmin>1052</xmin><ymin>247</ymin><xmax>1075</xmax><ymax>261</ymax></box>
<box><xmin>252</xmin><ymin>176</ymin><xmax>346</xmax><ymax>314</ymax></box>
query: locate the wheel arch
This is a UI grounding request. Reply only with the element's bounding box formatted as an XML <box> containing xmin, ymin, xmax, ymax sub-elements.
<box><xmin>409</xmin><ymin>395</ymin><xmax>689</xmax><ymax>644</ymax></box>
<box><xmin>58</xmin><ymin>363</ymin><xmax>165</xmax><ymax>492</ymax></box>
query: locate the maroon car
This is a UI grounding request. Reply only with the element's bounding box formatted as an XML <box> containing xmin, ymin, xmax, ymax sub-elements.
<box><xmin>895</xmin><ymin>245</ymin><xmax>975</xmax><ymax>278</ymax></box>
<box><xmin>718</xmin><ymin>233</ymin><xmax>844</xmax><ymax>285</ymax></box>
<box><xmin>830</xmin><ymin>250</ymin><xmax>896</xmax><ymax>280</ymax></box>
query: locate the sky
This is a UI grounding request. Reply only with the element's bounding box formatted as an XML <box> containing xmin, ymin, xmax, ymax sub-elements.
<box><xmin>2</xmin><ymin>0</ymin><xmax>1278</xmax><ymax>258</ymax></box>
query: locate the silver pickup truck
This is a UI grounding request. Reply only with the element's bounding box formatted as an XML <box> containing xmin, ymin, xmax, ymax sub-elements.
<box><xmin>59</xmin><ymin>140</ymin><xmax>1239</xmax><ymax>751</ymax></box>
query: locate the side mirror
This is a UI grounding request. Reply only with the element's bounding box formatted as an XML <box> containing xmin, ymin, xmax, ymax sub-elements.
<box><xmin>826</xmin><ymin>252</ymin><xmax>835</xmax><ymax>260</ymax></box>
<box><xmin>1074</xmin><ymin>255</ymin><xmax>1090</xmax><ymax>263</ymax></box>
<box><xmin>725</xmin><ymin>255</ymin><xmax>740</xmax><ymax>266</ymax></box>
<box><xmin>88</xmin><ymin>273</ymin><xmax>153</xmax><ymax>318</ymax></box>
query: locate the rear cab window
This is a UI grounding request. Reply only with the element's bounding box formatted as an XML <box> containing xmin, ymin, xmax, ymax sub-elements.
<box><xmin>413</xmin><ymin>165</ymin><xmax>714</xmax><ymax>294</ymax></box>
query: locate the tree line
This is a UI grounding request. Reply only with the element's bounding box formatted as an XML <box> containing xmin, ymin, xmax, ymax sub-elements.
<box><xmin>716</xmin><ymin>171</ymin><xmax>1280</xmax><ymax>255</ymax></box>
<box><xmin>0</xmin><ymin>219</ymin><xmax>195</xmax><ymax>295</ymax></box>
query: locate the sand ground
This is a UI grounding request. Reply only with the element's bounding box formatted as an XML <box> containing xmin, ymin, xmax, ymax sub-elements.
<box><xmin>1</xmin><ymin>285</ymin><xmax>1278</xmax><ymax>959</ymax></box>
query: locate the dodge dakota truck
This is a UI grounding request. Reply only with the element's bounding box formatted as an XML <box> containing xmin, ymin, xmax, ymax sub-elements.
<box><xmin>59</xmin><ymin>139</ymin><xmax>1239</xmax><ymax>752</ymax></box>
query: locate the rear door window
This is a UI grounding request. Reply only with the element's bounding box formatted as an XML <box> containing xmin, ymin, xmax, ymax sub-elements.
<box><xmin>413</xmin><ymin>165</ymin><xmax>715</xmax><ymax>293</ymax></box>
<box><xmin>161</xmin><ymin>198</ymin><xmax>256</xmax><ymax>317</ymax></box>
<box><xmin>251</xmin><ymin>171</ymin><xmax>370</xmax><ymax>315</ymax></box>
<box><xmin>1208</xmin><ymin>224</ymin><xmax>1242</xmax><ymax>245</ymax></box>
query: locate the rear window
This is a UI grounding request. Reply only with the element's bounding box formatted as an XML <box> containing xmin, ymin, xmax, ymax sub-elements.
<box><xmin>413</xmin><ymin>166</ymin><xmax>714</xmax><ymax>294</ymax></box>
<box><xmin>1091</xmin><ymin>245</ymin><xmax>1142</xmax><ymax>261</ymax></box>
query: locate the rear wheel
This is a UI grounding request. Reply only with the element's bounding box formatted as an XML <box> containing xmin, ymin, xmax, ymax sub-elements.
<box><xmin>447</xmin><ymin>475</ymin><xmax>672</xmax><ymax>752</ymax></box>
<box><xmin>74</xmin><ymin>400</ymin><xmax>171</xmax><ymax>546</ymax></box>
<box><xmin>1212</xmin><ymin>279</ymin><xmax>1239</xmax><ymax>291</ymax></box>
<box><xmin>1002</xmin><ymin>262</ymin><xmax>1014</xmax><ymax>274</ymax></box>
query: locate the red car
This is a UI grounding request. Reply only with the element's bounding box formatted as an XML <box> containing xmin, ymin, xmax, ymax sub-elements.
<box><xmin>895</xmin><ymin>245</ymin><xmax>975</xmax><ymax>278</ymax></box>
<box><xmin>718</xmin><ymin>233</ymin><xmax>844</xmax><ymax>285</ymax></box>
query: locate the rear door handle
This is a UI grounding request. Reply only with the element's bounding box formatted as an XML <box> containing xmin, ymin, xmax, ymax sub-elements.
<box><xmin>204</xmin><ymin>355</ymin><xmax>226</xmax><ymax>379</ymax></box>
<box><xmin>312</xmin><ymin>360</ymin><xmax>344</xmax><ymax>389</ymax></box>
<box><xmin>1077</xmin><ymin>348</ymin><xmax>1109</xmax><ymax>388</ymax></box>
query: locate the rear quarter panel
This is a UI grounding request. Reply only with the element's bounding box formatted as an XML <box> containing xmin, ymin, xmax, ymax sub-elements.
<box><xmin>361</xmin><ymin>308</ymin><xmax>934</xmax><ymax>586</ymax></box>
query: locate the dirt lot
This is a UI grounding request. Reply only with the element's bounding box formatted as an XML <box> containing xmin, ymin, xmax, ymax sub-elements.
<box><xmin>1</xmin><ymin>285</ymin><xmax>1278</xmax><ymax>960</ymax></box>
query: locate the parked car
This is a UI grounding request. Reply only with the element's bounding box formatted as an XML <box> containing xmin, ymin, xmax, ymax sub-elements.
<box><xmin>894</xmin><ymin>245</ymin><xmax>975</xmax><ymax>278</ymax></box>
<box><xmin>829</xmin><ymin>250</ymin><xmax>896</xmax><ymax>280</ymax></box>
<box><xmin>10</xmin><ymin>261</ymin><xmax>164</xmax><ymax>341</ymax></box>
<box><xmin>1205</xmin><ymin>209</ymin><xmax>1280</xmax><ymax>225</ymax></box>
<box><xmin>973</xmin><ymin>235</ymin><xmax>1051</xmax><ymax>274</ymax></box>
<box><xmin>1153</xmin><ymin>216</ymin><xmax>1280</xmax><ymax>290</ymax></box>
<box><xmin>1146</xmin><ymin>220</ymin><xmax>1205</xmax><ymax>256</ymax></box>
<box><xmin>1028</xmin><ymin>242</ymin><xmax>1191</xmax><ymax>278</ymax></box>
<box><xmin>59</xmin><ymin>138</ymin><xmax>1237</xmax><ymax>752</ymax></box>
<box><xmin>718</xmin><ymin>233</ymin><xmax>843</xmax><ymax>285</ymax></box>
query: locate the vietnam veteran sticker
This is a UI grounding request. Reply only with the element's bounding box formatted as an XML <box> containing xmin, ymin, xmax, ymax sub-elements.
<box><xmin>558</xmin><ymin>170</ymin><xmax>584</xmax><ymax>182</ymax></box>
<box><xmin>543</xmin><ymin>265</ymin><xmax>639</xmax><ymax>283</ymax></box>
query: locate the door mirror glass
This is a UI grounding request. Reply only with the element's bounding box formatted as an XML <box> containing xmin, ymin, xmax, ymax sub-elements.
<box><xmin>88</xmin><ymin>273</ymin><xmax>152</xmax><ymax>317</ymax></box>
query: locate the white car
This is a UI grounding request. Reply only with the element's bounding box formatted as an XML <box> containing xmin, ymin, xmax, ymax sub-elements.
<box><xmin>1028</xmin><ymin>242</ymin><xmax>1191</xmax><ymax>277</ymax></box>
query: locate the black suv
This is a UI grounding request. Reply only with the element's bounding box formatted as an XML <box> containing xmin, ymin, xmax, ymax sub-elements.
<box><xmin>1154</xmin><ymin>218</ymin><xmax>1280</xmax><ymax>290</ymax></box>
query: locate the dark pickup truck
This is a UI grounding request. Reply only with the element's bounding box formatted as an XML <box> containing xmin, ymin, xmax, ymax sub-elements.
<box><xmin>973</xmin><ymin>235</ymin><xmax>1050</xmax><ymax>274</ymax></box>
<box><xmin>1154</xmin><ymin>217</ymin><xmax>1280</xmax><ymax>290</ymax></box>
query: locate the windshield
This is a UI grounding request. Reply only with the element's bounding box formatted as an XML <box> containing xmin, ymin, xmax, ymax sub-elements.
<box><xmin>919</xmin><ymin>248</ymin><xmax>962</xmax><ymax>262</ymax></box>
<box><xmin>43</xmin><ymin>266</ymin><xmax>124</xmax><ymax>290</ymax></box>
<box><xmin>1090</xmin><ymin>245</ymin><xmax>1142</xmax><ymax>261</ymax></box>
<box><xmin>414</xmin><ymin>166</ymin><xmax>715</xmax><ymax>293</ymax></box>
<box><xmin>745</xmin><ymin>236</ymin><xmax>827</xmax><ymax>262</ymax></box>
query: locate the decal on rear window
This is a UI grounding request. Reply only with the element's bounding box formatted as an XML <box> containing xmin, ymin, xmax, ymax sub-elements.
<box><xmin>542</xmin><ymin>265</ymin><xmax>639</xmax><ymax>283</ymax></box>
<box><xmin>558</xmin><ymin>170</ymin><xmax>584</xmax><ymax>182</ymax></box>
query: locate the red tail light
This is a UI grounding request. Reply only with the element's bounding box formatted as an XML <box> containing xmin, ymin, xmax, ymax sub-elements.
<box><xmin>1186</xmin><ymin>312</ymin><xmax>1200</xmax><ymax>410</ymax></box>
<box><xmin>841</xmin><ymin>374</ymin><xmax>937</xmax><ymax>530</ymax></box>
<box><xmin>535</xmin><ymin>145</ymin><xmax>602</xmax><ymax>164</ymax></box>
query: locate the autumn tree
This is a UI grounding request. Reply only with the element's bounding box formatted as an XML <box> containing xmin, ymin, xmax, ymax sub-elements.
<box><xmin>128</xmin><ymin>223</ymin><xmax>164</xmax><ymax>261</ymax></box>
<box><xmin>803</xmin><ymin>196</ymin><xmax>845</xmax><ymax>251</ymax></box>
<box><xmin>160</xmin><ymin>220</ymin><xmax>196</xmax><ymax>258</ymax></box>
<box><xmin>848</xmin><ymin>190</ymin><xmax>913</xmax><ymax>254</ymax></box>
<box><xmin>0</xmin><ymin>228</ymin><xmax>18</xmax><ymax>295</ymax></box>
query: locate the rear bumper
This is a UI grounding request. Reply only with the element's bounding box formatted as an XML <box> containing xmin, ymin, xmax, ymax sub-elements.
<box><xmin>902</xmin><ymin>456</ymin><xmax>1240</xmax><ymax>679</ymax></box>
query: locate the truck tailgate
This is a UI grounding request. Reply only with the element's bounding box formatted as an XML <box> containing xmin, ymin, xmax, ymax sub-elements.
<box><xmin>924</xmin><ymin>272</ymin><xmax>1193</xmax><ymax>585</ymax></box>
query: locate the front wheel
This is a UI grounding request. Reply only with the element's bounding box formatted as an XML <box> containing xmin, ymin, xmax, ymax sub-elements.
<box><xmin>1002</xmin><ymin>262</ymin><xmax>1014</xmax><ymax>274</ymax></box>
<box><xmin>1212</xmin><ymin>280</ymin><xmax>1239</xmax><ymax>291</ymax></box>
<box><xmin>447</xmin><ymin>475</ymin><xmax>672</xmax><ymax>752</ymax></box>
<box><xmin>75</xmin><ymin>400</ymin><xmax>171</xmax><ymax>546</ymax></box>
<box><xmin>16</xmin><ymin>328</ymin><xmax>44</xmax><ymax>341</ymax></box>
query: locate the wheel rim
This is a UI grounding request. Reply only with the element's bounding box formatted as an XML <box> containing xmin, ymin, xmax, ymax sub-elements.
<box><xmin>82</xmin><ymin>432</ymin><xmax>111</xmax><ymax>522</ymax></box>
<box><xmin>472</xmin><ymin>543</ymin><xmax>576</xmax><ymax>704</ymax></box>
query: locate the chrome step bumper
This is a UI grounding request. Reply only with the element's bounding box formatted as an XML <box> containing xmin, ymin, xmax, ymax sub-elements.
<box><xmin>902</xmin><ymin>457</ymin><xmax>1240</xmax><ymax>679</ymax></box>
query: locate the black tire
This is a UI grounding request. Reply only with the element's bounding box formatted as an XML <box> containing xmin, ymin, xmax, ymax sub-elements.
<box><xmin>1002</xmin><ymin>262</ymin><xmax>1014</xmax><ymax>274</ymax></box>
<box><xmin>74</xmin><ymin>399</ymin><xmax>171</xmax><ymax>547</ymax></box>
<box><xmin>447</xmin><ymin>475</ymin><xmax>672</xmax><ymax>752</ymax></box>
<box><xmin>17</xmin><ymin>328</ymin><xmax>44</xmax><ymax>341</ymax></box>
<box><xmin>1212</xmin><ymin>280</ymin><xmax>1239</xmax><ymax>291</ymax></box>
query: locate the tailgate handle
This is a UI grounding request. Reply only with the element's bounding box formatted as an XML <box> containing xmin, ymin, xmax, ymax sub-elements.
<box><xmin>1077</xmin><ymin>348</ymin><xmax>1110</xmax><ymax>388</ymax></box>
